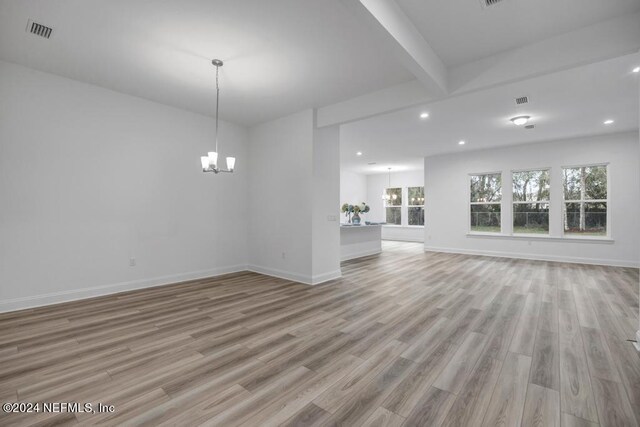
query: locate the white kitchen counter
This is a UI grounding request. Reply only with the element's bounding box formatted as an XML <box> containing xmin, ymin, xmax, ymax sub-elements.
<box><xmin>340</xmin><ymin>224</ymin><xmax>382</xmax><ymax>261</ymax></box>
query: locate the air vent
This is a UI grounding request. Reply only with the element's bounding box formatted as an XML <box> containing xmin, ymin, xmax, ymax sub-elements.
<box><xmin>367</xmin><ymin>162</ymin><xmax>377</xmax><ymax>165</ymax></box>
<box><xmin>515</xmin><ymin>96</ymin><xmax>529</xmax><ymax>105</ymax></box>
<box><xmin>525</xmin><ymin>124</ymin><xmax>535</xmax><ymax>129</ymax></box>
<box><xmin>26</xmin><ymin>20</ymin><xmax>53</xmax><ymax>39</ymax></box>
<box><xmin>480</xmin><ymin>0</ymin><xmax>504</xmax><ymax>9</ymax></box>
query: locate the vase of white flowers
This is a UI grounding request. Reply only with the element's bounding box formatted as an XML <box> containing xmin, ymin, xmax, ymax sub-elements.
<box><xmin>341</xmin><ymin>202</ymin><xmax>370</xmax><ymax>224</ymax></box>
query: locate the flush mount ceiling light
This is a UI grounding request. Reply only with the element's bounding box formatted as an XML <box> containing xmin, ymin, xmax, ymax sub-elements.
<box><xmin>458</xmin><ymin>140</ymin><xmax>466</xmax><ymax>145</ymax></box>
<box><xmin>200</xmin><ymin>59</ymin><xmax>236</xmax><ymax>174</ymax></box>
<box><xmin>633</xmin><ymin>67</ymin><xmax>640</xmax><ymax>73</ymax></box>
<box><xmin>420</xmin><ymin>112</ymin><xmax>429</xmax><ymax>119</ymax></box>
<box><xmin>604</xmin><ymin>119</ymin><xmax>614</xmax><ymax>125</ymax></box>
<box><xmin>356</xmin><ymin>151</ymin><xmax>363</xmax><ymax>156</ymax></box>
<box><xmin>510</xmin><ymin>115</ymin><xmax>530</xmax><ymax>126</ymax></box>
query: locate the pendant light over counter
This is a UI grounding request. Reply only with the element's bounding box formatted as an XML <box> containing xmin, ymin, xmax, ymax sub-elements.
<box><xmin>381</xmin><ymin>167</ymin><xmax>397</xmax><ymax>202</ymax></box>
<box><xmin>200</xmin><ymin>59</ymin><xmax>236</xmax><ymax>174</ymax></box>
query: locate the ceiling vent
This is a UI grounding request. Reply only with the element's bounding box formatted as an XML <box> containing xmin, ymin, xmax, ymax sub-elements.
<box><xmin>525</xmin><ymin>124</ymin><xmax>535</xmax><ymax>129</ymax></box>
<box><xmin>480</xmin><ymin>0</ymin><xmax>505</xmax><ymax>9</ymax></box>
<box><xmin>26</xmin><ymin>20</ymin><xmax>53</xmax><ymax>39</ymax></box>
<box><xmin>515</xmin><ymin>96</ymin><xmax>529</xmax><ymax>105</ymax></box>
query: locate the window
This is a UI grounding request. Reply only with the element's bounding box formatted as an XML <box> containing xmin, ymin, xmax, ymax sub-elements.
<box><xmin>470</xmin><ymin>173</ymin><xmax>502</xmax><ymax>233</ymax></box>
<box><xmin>408</xmin><ymin>186</ymin><xmax>424</xmax><ymax>226</ymax></box>
<box><xmin>563</xmin><ymin>165</ymin><xmax>607</xmax><ymax>236</ymax></box>
<box><xmin>512</xmin><ymin>170</ymin><xmax>550</xmax><ymax>234</ymax></box>
<box><xmin>385</xmin><ymin>187</ymin><xmax>402</xmax><ymax>225</ymax></box>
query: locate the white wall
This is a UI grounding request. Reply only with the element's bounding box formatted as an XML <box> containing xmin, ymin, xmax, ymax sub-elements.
<box><xmin>425</xmin><ymin>132</ymin><xmax>640</xmax><ymax>267</ymax></box>
<box><xmin>248</xmin><ymin>110</ymin><xmax>314</xmax><ymax>283</ymax></box>
<box><xmin>366</xmin><ymin>169</ymin><xmax>424</xmax><ymax>242</ymax></box>
<box><xmin>248</xmin><ymin>109</ymin><xmax>341</xmax><ymax>284</ymax></box>
<box><xmin>0</xmin><ymin>60</ymin><xmax>249</xmax><ymax>311</ymax></box>
<box><xmin>312</xmin><ymin>124</ymin><xmax>341</xmax><ymax>280</ymax></box>
<box><xmin>340</xmin><ymin>170</ymin><xmax>367</xmax><ymax>223</ymax></box>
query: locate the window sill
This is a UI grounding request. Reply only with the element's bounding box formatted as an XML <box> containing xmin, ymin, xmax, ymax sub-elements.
<box><xmin>466</xmin><ymin>232</ymin><xmax>614</xmax><ymax>243</ymax></box>
<box><xmin>383</xmin><ymin>225</ymin><xmax>424</xmax><ymax>229</ymax></box>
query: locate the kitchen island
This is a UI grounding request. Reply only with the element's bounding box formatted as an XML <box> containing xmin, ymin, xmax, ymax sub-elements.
<box><xmin>340</xmin><ymin>224</ymin><xmax>382</xmax><ymax>261</ymax></box>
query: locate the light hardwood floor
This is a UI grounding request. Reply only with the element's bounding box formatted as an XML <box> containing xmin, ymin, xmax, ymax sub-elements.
<box><xmin>1</xmin><ymin>242</ymin><xmax>638</xmax><ymax>426</ymax></box>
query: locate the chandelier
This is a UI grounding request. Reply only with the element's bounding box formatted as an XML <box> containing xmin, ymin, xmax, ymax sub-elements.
<box><xmin>381</xmin><ymin>167</ymin><xmax>397</xmax><ymax>202</ymax></box>
<box><xmin>200</xmin><ymin>59</ymin><xmax>236</xmax><ymax>174</ymax></box>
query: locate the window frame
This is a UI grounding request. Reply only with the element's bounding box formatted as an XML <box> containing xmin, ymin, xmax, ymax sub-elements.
<box><xmin>384</xmin><ymin>187</ymin><xmax>402</xmax><ymax>226</ymax></box>
<box><xmin>407</xmin><ymin>186</ymin><xmax>425</xmax><ymax>227</ymax></box>
<box><xmin>468</xmin><ymin>172</ymin><xmax>503</xmax><ymax>234</ymax></box>
<box><xmin>561</xmin><ymin>163</ymin><xmax>610</xmax><ymax>239</ymax></box>
<box><xmin>511</xmin><ymin>167</ymin><xmax>551</xmax><ymax>236</ymax></box>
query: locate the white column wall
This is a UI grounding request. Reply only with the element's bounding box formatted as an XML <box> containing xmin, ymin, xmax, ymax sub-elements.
<box><xmin>312</xmin><ymin>123</ymin><xmax>341</xmax><ymax>281</ymax></box>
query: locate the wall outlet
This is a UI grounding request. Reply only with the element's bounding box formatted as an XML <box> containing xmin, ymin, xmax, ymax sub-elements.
<box><xmin>327</xmin><ymin>215</ymin><xmax>337</xmax><ymax>222</ymax></box>
<box><xmin>129</xmin><ymin>257</ymin><xmax>136</xmax><ymax>267</ymax></box>
<box><xmin>281</xmin><ymin>252</ymin><xmax>286</xmax><ymax>259</ymax></box>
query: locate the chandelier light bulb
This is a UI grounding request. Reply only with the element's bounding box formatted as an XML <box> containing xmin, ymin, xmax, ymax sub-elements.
<box><xmin>226</xmin><ymin>157</ymin><xmax>236</xmax><ymax>171</ymax></box>
<box><xmin>208</xmin><ymin>151</ymin><xmax>218</xmax><ymax>167</ymax></box>
<box><xmin>201</xmin><ymin>156</ymin><xmax>209</xmax><ymax>170</ymax></box>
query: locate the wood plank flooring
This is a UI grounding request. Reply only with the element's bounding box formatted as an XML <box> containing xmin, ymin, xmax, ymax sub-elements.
<box><xmin>0</xmin><ymin>241</ymin><xmax>638</xmax><ymax>426</ymax></box>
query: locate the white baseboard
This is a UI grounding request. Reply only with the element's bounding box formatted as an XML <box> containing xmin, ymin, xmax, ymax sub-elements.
<box><xmin>341</xmin><ymin>248</ymin><xmax>382</xmax><ymax>261</ymax></box>
<box><xmin>1</xmin><ymin>263</ymin><xmax>344</xmax><ymax>314</ymax></box>
<box><xmin>382</xmin><ymin>237</ymin><xmax>424</xmax><ymax>243</ymax></box>
<box><xmin>247</xmin><ymin>265</ymin><xmax>342</xmax><ymax>286</ymax></box>
<box><xmin>247</xmin><ymin>265</ymin><xmax>313</xmax><ymax>285</ymax></box>
<box><xmin>0</xmin><ymin>264</ymin><xmax>248</xmax><ymax>314</ymax></box>
<box><xmin>311</xmin><ymin>269</ymin><xmax>342</xmax><ymax>285</ymax></box>
<box><xmin>423</xmin><ymin>246</ymin><xmax>639</xmax><ymax>268</ymax></box>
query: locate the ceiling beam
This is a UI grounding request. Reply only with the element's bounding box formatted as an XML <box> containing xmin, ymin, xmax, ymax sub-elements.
<box><xmin>318</xmin><ymin>11</ymin><xmax>640</xmax><ymax>128</ymax></box>
<box><xmin>448</xmin><ymin>11</ymin><xmax>640</xmax><ymax>95</ymax></box>
<box><xmin>317</xmin><ymin>79</ymin><xmax>431</xmax><ymax>127</ymax></box>
<box><xmin>343</xmin><ymin>0</ymin><xmax>448</xmax><ymax>97</ymax></box>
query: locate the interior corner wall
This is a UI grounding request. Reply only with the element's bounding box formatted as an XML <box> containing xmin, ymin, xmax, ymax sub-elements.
<box><xmin>0</xmin><ymin>60</ymin><xmax>249</xmax><ymax>312</ymax></box>
<box><xmin>247</xmin><ymin>109</ymin><xmax>314</xmax><ymax>283</ymax></box>
<box><xmin>424</xmin><ymin>132</ymin><xmax>640</xmax><ymax>267</ymax></box>
<box><xmin>312</xmin><ymin>124</ymin><xmax>341</xmax><ymax>282</ymax></box>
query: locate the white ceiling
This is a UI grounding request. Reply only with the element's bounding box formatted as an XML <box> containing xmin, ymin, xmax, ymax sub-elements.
<box><xmin>396</xmin><ymin>0</ymin><xmax>640</xmax><ymax>66</ymax></box>
<box><xmin>0</xmin><ymin>0</ymin><xmax>638</xmax><ymax>159</ymax></box>
<box><xmin>0</xmin><ymin>0</ymin><xmax>413</xmax><ymax>126</ymax></box>
<box><xmin>341</xmin><ymin>54</ymin><xmax>640</xmax><ymax>174</ymax></box>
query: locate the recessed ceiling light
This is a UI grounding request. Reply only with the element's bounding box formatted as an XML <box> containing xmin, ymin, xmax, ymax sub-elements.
<box><xmin>458</xmin><ymin>140</ymin><xmax>466</xmax><ymax>145</ymax></box>
<box><xmin>633</xmin><ymin>66</ymin><xmax>640</xmax><ymax>73</ymax></box>
<box><xmin>356</xmin><ymin>151</ymin><xmax>363</xmax><ymax>156</ymax></box>
<box><xmin>510</xmin><ymin>115</ymin><xmax>530</xmax><ymax>126</ymax></box>
<box><xmin>420</xmin><ymin>112</ymin><xmax>429</xmax><ymax>119</ymax></box>
<box><xmin>604</xmin><ymin>119</ymin><xmax>614</xmax><ymax>125</ymax></box>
